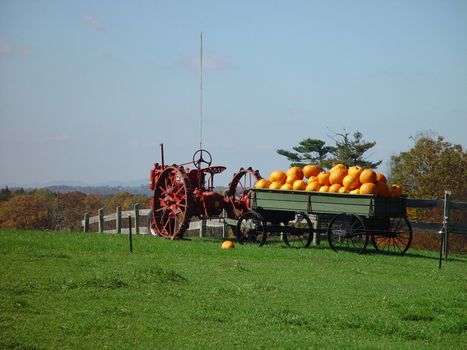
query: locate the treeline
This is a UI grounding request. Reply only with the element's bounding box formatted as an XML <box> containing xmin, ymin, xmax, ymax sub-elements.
<box><xmin>0</xmin><ymin>188</ymin><xmax>150</xmax><ymax>232</ymax></box>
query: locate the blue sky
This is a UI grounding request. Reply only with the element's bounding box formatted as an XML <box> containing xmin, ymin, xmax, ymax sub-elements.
<box><xmin>1</xmin><ymin>0</ymin><xmax>466</xmax><ymax>186</ymax></box>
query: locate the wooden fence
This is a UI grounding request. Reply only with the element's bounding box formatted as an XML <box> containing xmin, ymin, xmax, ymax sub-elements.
<box><xmin>81</xmin><ymin>192</ymin><xmax>467</xmax><ymax>237</ymax></box>
<box><xmin>81</xmin><ymin>203</ymin><xmax>228</xmax><ymax>237</ymax></box>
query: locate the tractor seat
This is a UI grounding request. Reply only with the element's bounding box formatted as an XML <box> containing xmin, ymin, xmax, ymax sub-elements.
<box><xmin>201</xmin><ymin>166</ymin><xmax>226</xmax><ymax>175</ymax></box>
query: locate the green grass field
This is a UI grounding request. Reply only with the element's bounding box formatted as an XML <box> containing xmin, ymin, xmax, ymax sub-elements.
<box><xmin>0</xmin><ymin>229</ymin><xmax>465</xmax><ymax>349</ymax></box>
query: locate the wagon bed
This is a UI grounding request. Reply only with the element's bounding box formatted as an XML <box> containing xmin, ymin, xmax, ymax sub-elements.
<box><xmin>250</xmin><ymin>188</ymin><xmax>407</xmax><ymax>218</ymax></box>
<box><xmin>231</xmin><ymin>188</ymin><xmax>412</xmax><ymax>254</ymax></box>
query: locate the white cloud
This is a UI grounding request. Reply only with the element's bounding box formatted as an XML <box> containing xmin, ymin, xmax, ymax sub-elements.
<box><xmin>0</xmin><ymin>39</ymin><xmax>31</xmax><ymax>56</ymax></box>
<box><xmin>83</xmin><ymin>15</ymin><xmax>106</xmax><ymax>32</ymax></box>
<box><xmin>184</xmin><ymin>54</ymin><xmax>236</xmax><ymax>72</ymax></box>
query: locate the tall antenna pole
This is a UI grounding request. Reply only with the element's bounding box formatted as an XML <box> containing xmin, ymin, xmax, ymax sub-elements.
<box><xmin>199</xmin><ymin>32</ymin><xmax>203</xmax><ymax>149</ymax></box>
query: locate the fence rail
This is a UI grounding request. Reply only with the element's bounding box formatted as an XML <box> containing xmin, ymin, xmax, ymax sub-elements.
<box><xmin>81</xmin><ymin>195</ymin><xmax>467</xmax><ymax>236</ymax></box>
<box><xmin>81</xmin><ymin>203</ymin><xmax>228</xmax><ymax>237</ymax></box>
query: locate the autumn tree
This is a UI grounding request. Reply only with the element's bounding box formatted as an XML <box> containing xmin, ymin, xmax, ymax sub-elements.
<box><xmin>104</xmin><ymin>192</ymin><xmax>149</xmax><ymax>211</ymax></box>
<box><xmin>389</xmin><ymin>134</ymin><xmax>466</xmax><ymax>224</ymax></box>
<box><xmin>58</xmin><ymin>191</ymin><xmax>87</xmax><ymax>231</ymax></box>
<box><xmin>84</xmin><ymin>194</ymin><xmax>105</xmax><ymax>213</ymax></box>
<box><xmin>0</xmin><ymin>194</ymin><xmax>52</xmax><ymax>230</ymax></box>
<box><xmin>389</xmin><ymin>134</ymin><xmax>466</xmax><ymax>200</ymax></box>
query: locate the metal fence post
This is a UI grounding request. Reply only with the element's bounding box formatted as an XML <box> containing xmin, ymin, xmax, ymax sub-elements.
<box><xmin>134</xmin><ymin>203</ymin><xmax>140</xmax><ymax>234</ymax></box>
<box><xmin>128</xmin><ymin>214</ymin><xmax>133</xmax><ymax>252</ymax></box>
<box><xmin>116</xmin><ymin>206</ymin><xmax>122</xmax><ymax>233</ymax></box>
<box><xmin>443</xmin><ymin>191</ymin><xmax>451</xmax><ymax>261</ymax></box>
<box><xmin>98</xmin><ymin>208</ymin><xmax>104</xmax><ymax>233</ymax></box>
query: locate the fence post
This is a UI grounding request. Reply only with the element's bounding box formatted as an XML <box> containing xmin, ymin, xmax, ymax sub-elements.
<box><xmin>83</xmin><ymin>212</ymin><xmax>89</xmax><ymax>232</ymax></box>
<box><xmin>116</xmin><ymin>206</ymin><xmax>122</xmax><ymax>233</ymax></box>
<box><xmin>200</xmin><ymin>219</ymin><xmax>206</xmax><ymax>238</ymax></box>
<box><xmin>134</xmin><ymin>203</ymin><xmax>140</xmax><ymax>234</ymax></box>
<box><xmin>98</xmin><ymin>208</ymin><xmax>104</xmax><ymax>233</ymax></box>
<box><xmin>443</xmin><ymin>191</ymin><xmax>451</xmax><ymax>261</ymax></box>
<box><xmin>222</xmin><ymin>221</ymin><xmax>228</xmax><ymax>239</ymax></box>
<box><xmin>311</xmin><ymin>214</ymin><xmax>321</xmax><ymax>246</ymax></box>
<box><xmin>128</xmin><ymin>214</ymin><xmax>133</xmax><ymax>252</ymax></box>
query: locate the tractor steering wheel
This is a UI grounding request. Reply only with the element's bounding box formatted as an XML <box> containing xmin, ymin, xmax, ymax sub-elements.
<box><xmin>192</xmin><ymin>149</ymin><xmax>212</xmax><ymax>169</ymax></box>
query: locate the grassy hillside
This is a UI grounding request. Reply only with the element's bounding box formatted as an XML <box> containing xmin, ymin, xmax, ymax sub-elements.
<box><xmin>0</xmin><ymin>229</ymin><xmax>465</xmax><ymax>349</ymax></box>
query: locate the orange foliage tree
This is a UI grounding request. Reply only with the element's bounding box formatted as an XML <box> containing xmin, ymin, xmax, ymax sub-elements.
<box><xmin>0</xmin><ymin>194</ymin><xmax>52</xmax><ymax>230</ymax></box>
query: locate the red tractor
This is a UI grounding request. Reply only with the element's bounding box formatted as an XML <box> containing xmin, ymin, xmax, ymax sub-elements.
<box><xmin>148</xmin><ymin>146</ymin><xmax>262</xmax><ymax>239</ymax></box>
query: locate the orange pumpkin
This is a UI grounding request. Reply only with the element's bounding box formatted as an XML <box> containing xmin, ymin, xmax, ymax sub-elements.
<box><xmin>305</xmin><ymin>181</ymin><xmax>321</xmax><ymax>192</ymax></box>
<box><xmin>292</xmin><ymin>180</ymin><xmax>307</xmax><ymax>190</ymax></box>
<box><xmin>329</xmin><ymin>184</ymin><xmax>342</xmax><ymax>193</ymax></box>
<box><xmin>359</xmin><ymin>169</ymin><xmax>377</xmax><ymax>184</ymax></box>
<box><xmin>269</xmin><ymin>181</ymin><xmax>282</xmax><ymax>190</ymax></box>
<box><xmin>269</xmin><ymin>170</ymin><xmax>287</xmax><ymax>184</ymax></box>
<box><xmin>317</xmin><ymin>172</ymin><xmax>331</xmax><ymax>186</ymax></box>
<box><xmin>348</xmin><ymin>165</ymin><xmax>363</xmax><ymax>177</ymax></box>
<box><xmin>375</xmin><ymin>182</ymin><xmax>390</xmax><ymax>197</ymax></box>
<box><xmin>221</xmin><ymin>240</ymin><xmax>235</xmax><ymax>249</ymax></box>
<box><xmin>342</xmin><ymin>174</ymin><xmax>360</xmax><ymax>190</ymax></box>
<box><xmin>360</xmin><ymin>182</ymin><xmax>377</xmax><ymax>195</ymax></box>
<box><xmin>389</xmin><ymin>184</ymin><xmax>403</xmax><ymax>198</ymax></box>
<box><xmin>303</xmin><ymin>164</ymin><xmax>321</xmax><ymax>178</ymax></box>
<box><xmin>329</xmin><ymin>168</ymin><xmax>347</xmax><ymax>185</ymax></box>
<box><xmin>330</xmin><ymin>163</ymin><xmax>347</xmax><ymax>173</ymax></box>
<box><xmin>286</xmin><ymin>166</ymin><xmax>304</xmax><ymax>180</ymax></box>
<box><xmin>375</xmin><ymin>172</ymin><xmax>387</xmax><ymax>184</ymax></box>
<box><xmin>255</xmin><ymin>179</ymin><xmax>270</xmax><ymax>189</ymax></box>
<box><xmin>338</xmin><ymin>187</ymin><xmax>350</xmax><ymax>194</ymax></box>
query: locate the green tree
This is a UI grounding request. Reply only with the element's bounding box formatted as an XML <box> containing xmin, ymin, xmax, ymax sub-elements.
<box><xmin>0</xmin><ymin>187</ymin><xmax>12</xmax><ymax>201</ymax></box>
<box><xmin>389</xmin><ymin>134</ymin><xmax>466</xmax><ymax>200</ymax></box>
<box><xmin>328</xmin><ymin>130</ymin><xmax>382</xmax><ymax>168</ymax></box>
<box><xmin>277</xmin><ymin>130</ymin><xmax>382</xmax><ymax>169</ymax></box>
<box><xmin>276</xmin><ymin>138</ymin><xmax>334</xmax><ymax>168</ymax></box>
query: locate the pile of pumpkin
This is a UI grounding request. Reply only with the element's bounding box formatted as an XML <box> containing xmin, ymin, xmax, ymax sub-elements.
<box><xmin>254</xmin><ymin>164</ymin><xmax>403</xmax><ymax>197</ymax></box>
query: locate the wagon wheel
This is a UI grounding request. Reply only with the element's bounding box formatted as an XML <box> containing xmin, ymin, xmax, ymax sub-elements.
<box><xmin>371</xmin><ymin>217</ymin><xmax>413</xmax><ymax>255</ymax></box>
<box><xmin>327</xmin><ymin>213</ymin><xmax>368</xmax><ymax>254</ymax></box>
<box><xmin>283</xmin><ymin>213</ymin><xmax>313</xmax><ymax>248</ymax></box>
<box><xmin>152</xmin><ymin>166</ymin><xmax>193</xmax><ymax>239</ymax></box>
<box><xmin>236</xmin><ymin>210</ymin><xmax>267</xmax><ymax>246</ymax></box>
<box><xmin>225</xmin><ymin>168</ymin><xmax>262</xmax><ymax>219</ymax></box>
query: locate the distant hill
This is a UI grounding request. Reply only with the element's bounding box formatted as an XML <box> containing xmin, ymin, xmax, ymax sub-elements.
<box><xmin>1</xmin><ymin>183</ymin><xmax>229</xmax><ymax>197</ymax></box>
<box><xmin>45</xmin><ymin>185</ymin><xmax>152</xmax><ymax>196</ymax></box>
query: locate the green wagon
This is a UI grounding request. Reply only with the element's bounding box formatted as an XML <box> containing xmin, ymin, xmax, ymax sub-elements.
<box><xmin>231</xmin><ymin>188</ymin><xmax>412</xmax><ymax>254</ymax></box>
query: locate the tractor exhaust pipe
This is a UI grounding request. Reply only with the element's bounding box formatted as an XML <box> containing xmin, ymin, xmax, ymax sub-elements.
<box><xmin>160</xmin><ymin>143</ymin><xmax>165</xmax><ymax>167</ymax></box>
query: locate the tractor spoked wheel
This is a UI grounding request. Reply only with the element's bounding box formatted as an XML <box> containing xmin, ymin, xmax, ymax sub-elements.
<box><xmin>225</xmin><ymin>167</ymin><xmax>262</xmax><ymax>219</ymax></box>
<box><xmin>152</xmin><ymin>166</ymin><xmax>193</xmax><ymax>239</ymax></box>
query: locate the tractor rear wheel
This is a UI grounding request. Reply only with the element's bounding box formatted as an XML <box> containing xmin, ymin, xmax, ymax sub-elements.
<box><xmin>152</xmin><ymin>166</ymin><xmax>193</xmax><ymax>239</ymax></box>
<box><xmin>225</xmin><ymin>167</ymin><xmax>262</xmax><ymax>219</ymax></box>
